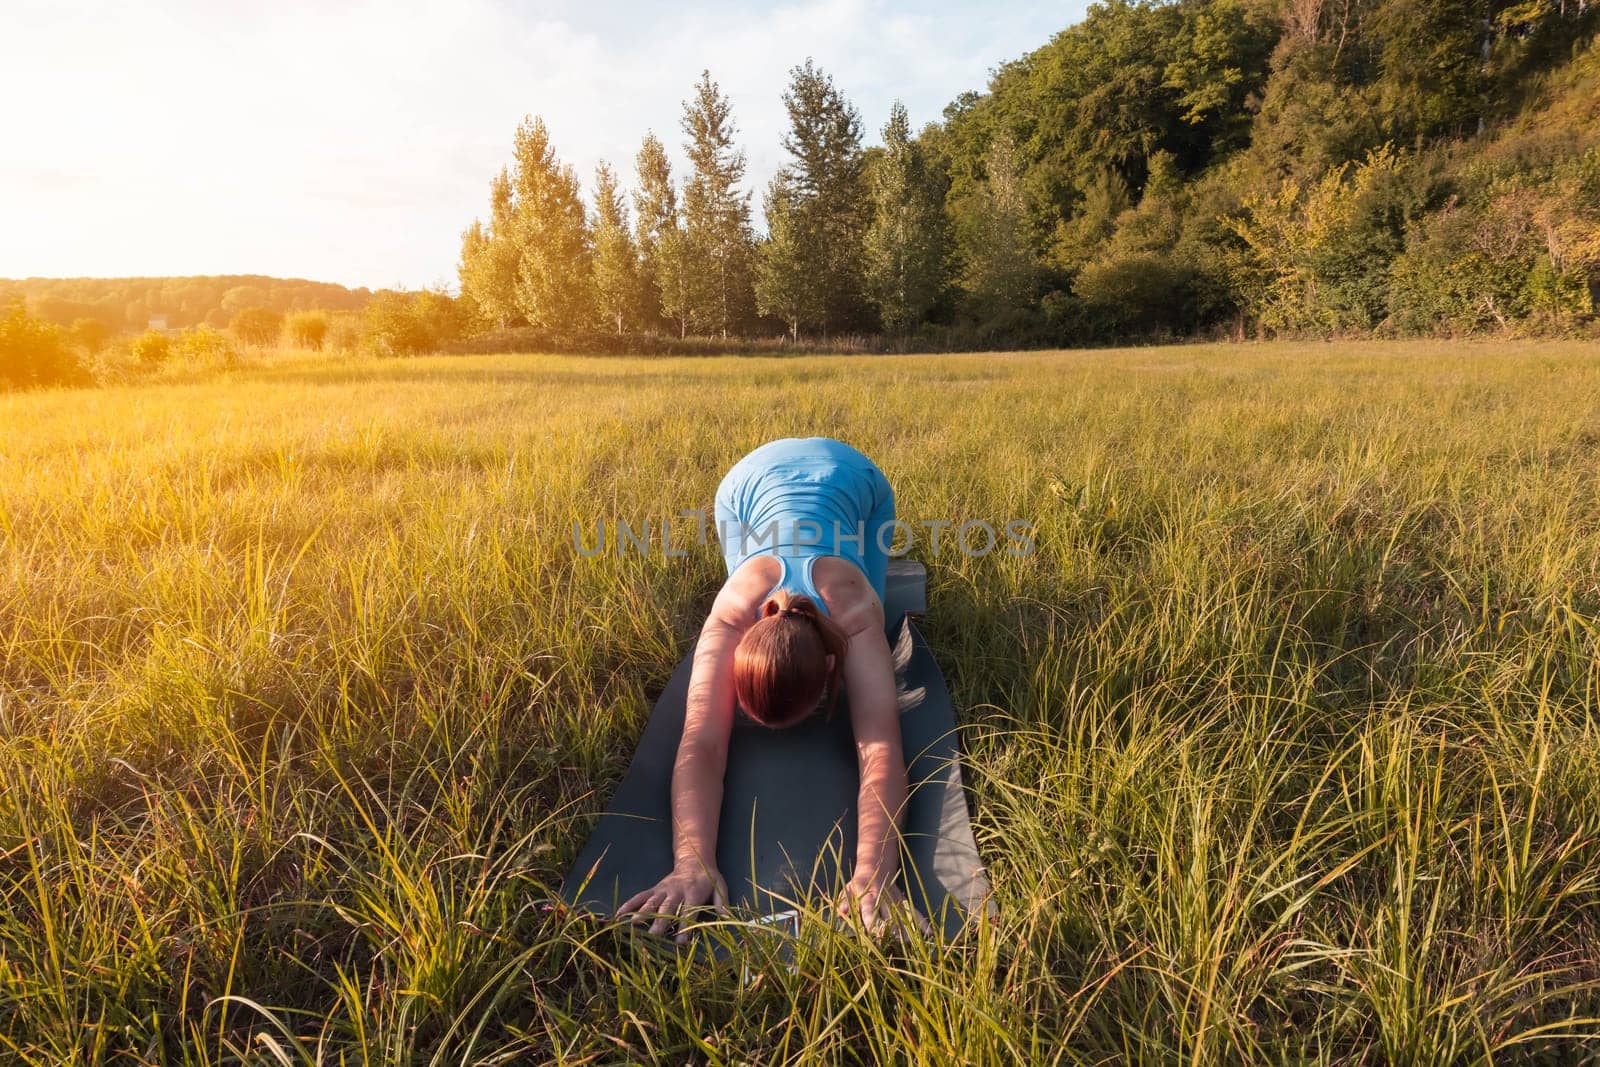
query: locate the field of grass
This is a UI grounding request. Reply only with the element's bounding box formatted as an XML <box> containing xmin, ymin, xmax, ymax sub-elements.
<box><xmin>4</xmin><ymin>340</ymin><xmax>1600</xmax><ymax>1063</ymax></box>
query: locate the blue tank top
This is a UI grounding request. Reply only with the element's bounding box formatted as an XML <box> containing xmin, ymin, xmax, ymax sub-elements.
<box><xmin>713</xmin><ymin>437</ymin><xmax>894</xmax><ymax>615</ymax></box>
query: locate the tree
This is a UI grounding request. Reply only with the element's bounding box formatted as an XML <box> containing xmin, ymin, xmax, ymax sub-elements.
<box><xmin>864</xmin><ymin>102</ymin><xmax>948</xmax><ymax>334</ymax></box>
<box><xmin>459</xmin><ymin>168</ymin><xmax>523</xmax><ymax>329</ymax></box>
<box><xmin>592</xmin><ymin>162</ymin><xmax>643</xmax><ymax>335</ymax></box>
<box><xmin>634</xmin><ymin>133</ymin><xmax>679</xmax><ymax>332</ymax></box>
<box><xmin>1050</xmin><ymin>169</ymin><xmax>1132</xmax><ymax>275</ymax></box>
<box><xmin>228</xmin><ymin>306</ymin><xmax>283</xmax><ymax>347</ymax></box>
<box><xmin>359</xmin><ymin>291</ymin><xmax>464</xmax><ymax>356</ymax></box>
<box><xmin>655</xmin><ymin>227</ymin><xmax>697</xmax><ymax>338</ymax></box>
<box><xmin>755</xmin><ymin>175</ymin><xmax>824</xmax><ymax>340</ymax></box>
<box><xmin>130</xmin><ymin>329</ymin><xmax>171</xmax><ymax>366</ymax></box>
<box><xmin>285</xmin><ymin>310</ymin><xmax>329</xmax><ymax>349</ymax></box>
<box><xmin>507</xmin><ymin>116</ymin><xmax>594</xmax><ymax>329</ymax></box>
<box><xmin>777</xmin><ymin>59</ymin><xmax>869</xmax><ymax>333</ymax></box>
<box><xmin>680</xmin><ymin>71</ymin><xmax>755</xmax><ymax>338</ymax></box>
<box><xmin>220</xmin><ymin>285</ymin><xmax>267</xmax><ymax>315</ymax></box>
<box><xmin>1371</xmin><ymin>0</ymin><xmax>1484</xmax><ymax>139</ymax></box>
<box><xmin>174</xmin><ymin>325</ymin><xmax>234</xmax><ymax>364</ymax></box>
<box><xmin>68</xmin><ymin>317</ymin><xmax>111</xmax><ymax>355</ymax></box>
<box><xmin>1</xmin><ymin>303</ymin><xmax>83</xmax><ymax>387</ymax></box>
<box><xmin>956</xmin><ymin>132</ymin><xmax>1039</xmax><ymax>325</ymax></box>
<box><xmin>1225</xmin><ymin>144</ymin><xmax>1419</xmax><ymax>333</ymax></box>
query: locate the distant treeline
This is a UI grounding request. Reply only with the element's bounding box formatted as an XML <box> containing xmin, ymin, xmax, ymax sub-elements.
<box><xmin>461</xmin><ymin>0</ymin><xmax>1600</xmax><ymax>345</ymax></box>
<box><xmin>0</xmin><ymin>275</ymin><xmax>373</xmax><ymax>333</ymax></box>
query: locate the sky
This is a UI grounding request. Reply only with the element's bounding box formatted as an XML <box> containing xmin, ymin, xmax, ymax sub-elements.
<box><xmin>0</xmin><ymin>0</ymin><xmax>1084</xmax><ymax>292</ymax></box>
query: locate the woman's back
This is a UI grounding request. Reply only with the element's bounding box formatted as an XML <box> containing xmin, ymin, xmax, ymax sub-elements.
<box><xmin>714</xmin><ymin>437</ymin><xmax>895</xmax><ymax>609</ymax></box>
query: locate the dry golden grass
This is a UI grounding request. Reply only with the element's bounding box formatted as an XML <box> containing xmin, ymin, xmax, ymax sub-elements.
<box><xmin>3</xmin><ymin>339</ymin><xmax>1600</xmax><ymax>1063</ymax></box>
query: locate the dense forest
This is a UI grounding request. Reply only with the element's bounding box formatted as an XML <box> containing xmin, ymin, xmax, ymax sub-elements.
<box><xmin>0</xmin><ymin>275</ymin><xmax>372</xmax><ymax>332</ymax></box>
<box><xmin>461</xmin><ymin>0</ymin><xmax>1600</xmax><ymax>344</ymax></box>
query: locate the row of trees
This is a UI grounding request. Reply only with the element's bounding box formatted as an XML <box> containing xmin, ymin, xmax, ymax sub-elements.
<box><xmin>459</xmin><ymin>65</ymin><xmax>950</xmax><ymax>342</ymax></box>
<box><xmin>460</xmin><ymin>0</ymin><xmax>1600</xmax><ymax>344</ymax></box>
<box><xmin>0</xmin><ymin>275</ymin><xmax>372</xmax><ymax>333</ymax></box>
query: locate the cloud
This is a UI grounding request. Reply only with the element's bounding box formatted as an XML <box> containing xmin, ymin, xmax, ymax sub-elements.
<box><xmin>0</xmin><ymin>0</ymin><xmax>1079</xmax><ymax>288</ymax></box>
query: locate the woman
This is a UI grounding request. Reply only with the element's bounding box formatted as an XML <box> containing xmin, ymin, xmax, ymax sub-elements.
<box><xmin>617</xmin><ymin>437</ymin><xmax>914</xmax><ymax>941</ymax></box>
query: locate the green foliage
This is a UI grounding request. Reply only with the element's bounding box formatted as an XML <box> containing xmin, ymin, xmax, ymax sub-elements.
<box><xmin>1389</xmin><ymin>147</ymin><xmax>1600</xmax><ymax>334</ymax></box>
<box><xmin>755</xmin><ymin>176</ymin><xmax>824</xmax><ymax>340</ymax></box>
<box><xmin>458</xmin><ymin>169</ymin><xmax>522</xmax><ymax>330</ymax></box>
<box><xmin>285</xmin><ymin>310</ymin><xmax>330</xmax><ymax>350</ymax></box>
<box><xmin>774</xmin><ymin>59</ymin><xmax>870</xmax><ymax>333</ymax></box>
<box><xmin>1388</xmin><ymin>195</ymin><xmax>1540</xmax><ymax>331</ymax></box>
<box><xmin>228</xmin><ymin>306</ymin><xmax>284</xmax><ymax>347</ymax></box>
<box><xmin>954</xmin><ymin>133</ymin><xmax>1039</xmax><ymax>328</ymax></box>
<box><xmin>452</xmin><ymin>8</ymin><xmax>1600</xmax><ymax>346</ymax></box>
<box><xmin>654</xmin><ymin>227</ymin><xmax>698</xmax><ymax>339</ymax></box>
<box><xmin>1226</xmin><ymin>145</ymin><xmax>1429</xmax><ymax>332</ymax></box>
<box><xmin>864</xmin><ymin>103</ymin><xmax>949</xmax><ymax>335</ymax></box>
<box><xmin>591</xmin><ymin>162</ymin><xmax>644</xmax><ymax>335</ymax></box>
<box><xmin>679</xmin><ymin>71</ymin><xmax>756</xmax><ymax>338</ymax></box>
<box><xmin>1075</xmin><ymin>251</ymin><xmax>1202</xmax><ymax>336</ymax></box>
<box><xmin>632</xmin><ymin>133</ymin><xmax>679</xmax><ymax>334</ymax></box>
<box><xmin>508</xmin><ymin>117</ymin><xmax>595</xmax><ymax>329</ymax></box>
<box><xmin>0</xmin><ymin>302</ymin><xmax>84</xmax><ymax>388</ymax></box>
<box><xmin>1371</xmin><ymin>0</ymin><xmax>1485</xmax><ymax>138</ymax></box>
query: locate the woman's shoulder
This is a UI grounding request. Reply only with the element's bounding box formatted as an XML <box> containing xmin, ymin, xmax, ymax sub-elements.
<box><xmin>813</xmin><ymin>557</ymin><xmax>885</xmax><ymax>636</ymax></box>
<box><xmin>715</xmin><ymin>556</ymin><xmax>781</xmax><ymax>617</ymax></box>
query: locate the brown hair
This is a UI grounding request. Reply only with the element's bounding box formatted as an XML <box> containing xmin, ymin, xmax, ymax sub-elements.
<box><xmin>733</xmin><ymin>591</ymin><xmax>849</xmax><ymax>728</ymax></box>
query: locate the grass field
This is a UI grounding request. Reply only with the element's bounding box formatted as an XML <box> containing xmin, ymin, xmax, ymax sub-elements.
<box><xmin>4</xmin><ymin>340</ymin><xmax>1600</xmax><ymax>1063</ymax></box>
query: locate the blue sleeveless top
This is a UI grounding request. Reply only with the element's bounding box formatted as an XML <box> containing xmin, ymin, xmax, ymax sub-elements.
<box><xmin>713</xmin><ymin>438</ymin><xmax>896</xmax><ymax>615</ymax></box>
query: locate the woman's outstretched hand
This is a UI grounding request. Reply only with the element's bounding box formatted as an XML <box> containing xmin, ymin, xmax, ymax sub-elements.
<box><xmin>837</xmin><ymin>874</ymin><xmax>932</xmax><ymax>937</ymax></box>
<box><xmin>617</xmin><ymin>866</ymin><xmax>731</xmax><ymax>943</ymax></box>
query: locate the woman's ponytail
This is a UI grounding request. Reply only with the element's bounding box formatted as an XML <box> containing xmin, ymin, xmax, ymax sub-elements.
<box><xmin>735</xmin><ymin>593</ymin><xmax>850</xmax><ymax>727</ymax></box>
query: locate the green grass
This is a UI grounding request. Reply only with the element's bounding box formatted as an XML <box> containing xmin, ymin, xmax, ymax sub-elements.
<box><xmin>3</xmin><ymin>339</ymin><xmax>1600</xmax><ymax>1063</ymax></box>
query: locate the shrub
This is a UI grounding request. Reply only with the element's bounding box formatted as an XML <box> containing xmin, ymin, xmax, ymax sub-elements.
<box><xmin>1074</xmin><ymin>251</ymin><xmax>1200</xmax><ymax>338</ymax></box>
<box><xmin>173</xmin><ymin>325</ymin><xmax>237</xmax><ymax>366</ymax></box>
<box><xmin>285</xmin><ymin>310</ymin><xmax>330</xmax><ymax>350</ymax></box>
<box><xmin>1226</xmin><ymin>145</ymin><xmax>1430</xmax><ymax>334</ymax></box>
<box><xmin>68</xmin><ymin>317</ymin><xmax>112</xmax><ymax>355</ymax></box>
<box><xmin>0</xmin><ymin>303</ymin><xmax>84</xmax><ymax>388</ymax></box>
<box><xmin>130</xmin><ymin>330</ymin><xmax>172</xmax><ymax>366</ymax></box>
<box><xmin>326</xmin><ymin>312</ymin><xmax>363</xmax><ymax>353</ymax></box>
<box><xmin>361</xmin><ymin>292</ymin><xmax>433</xmax><ymax>357</ymax></box>
<box><xmin>228</xmin><ymin>306</ymin><xmax>283</xmax><ymax>347</ymax></box>
<box><xmin>361</xmin><ymin>290</ymin><xmax>468</xmax><ymax>357</ymax></box>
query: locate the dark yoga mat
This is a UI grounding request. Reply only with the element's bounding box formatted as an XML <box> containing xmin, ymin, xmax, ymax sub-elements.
<box><xmin>560</xmin><ymin>561</ymin><xmax>990</xmax><ymax>937</ymax></box>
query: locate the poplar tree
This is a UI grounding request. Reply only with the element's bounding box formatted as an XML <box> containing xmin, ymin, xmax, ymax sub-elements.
<box><xmin>633</xmin><ymin>133</ymin><xmax>677</xmax><ymax>332</ymax></box>
<box><xmin>776</xmin><ymin>59</ymin><xmax>868</xmax><ymax>334</ymax></box>
<box><xmin>680</xmin><ymin>71</ymin><xmax>754</xmax><ymax>338</ymax></box>
<box><xmin>591</xmin><ymin>161</ymin><xmax>641</xmax><ymax>335</ymax></box>
<box><xmin>864</xmin><ymin>102</ymin><xmax>946</xmax><ymax>335</ymax></box>
<box><xmin>656</xmin><ymin>228</ymin><xmax>696</xmax><ymax>338</ymax></box>
<box><xmin>508</xmin><ymin>116</ymin><xmax>593</xmax><ymax>329</ymax></box>
<box><xmin>957</xmin><ymin>132</ymin><xmax>1038</xmax><ymax>323</ymax></box>
<box><xmin>458</xmin><ymin>167</ymin><xmax>522</xmax><ymax>328</ymax></box>
<box><xmin>755</xmin><ymin>175</ymin><xmax>823</xmax><ymax>341</ymax></box>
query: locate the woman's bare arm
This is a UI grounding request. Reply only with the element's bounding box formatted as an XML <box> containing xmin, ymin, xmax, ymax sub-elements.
<box><xmin>617</xmin><ymin>588</ymin><xmax>747</xmax><ymax>938</ymax></box>
<box><xmin>670</xmin><ymin>606</ymin><xmax>742</xmax><ymax>870</ymax></box>
<box><xmin>840</xmin><ymin>621</ymin><xmax>911</xmax><ymax>921</ymax></box>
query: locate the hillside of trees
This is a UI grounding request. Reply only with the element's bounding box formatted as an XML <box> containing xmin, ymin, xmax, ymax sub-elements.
<box><xmin>460</xmin><ymin>0</ymin><xmax>1600</xmax><ymax>345</ymax></box>
<box><xmin>0</xmin><ymin>275</ymin><xmax>373</xmax><ymax>333</ymax></box>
